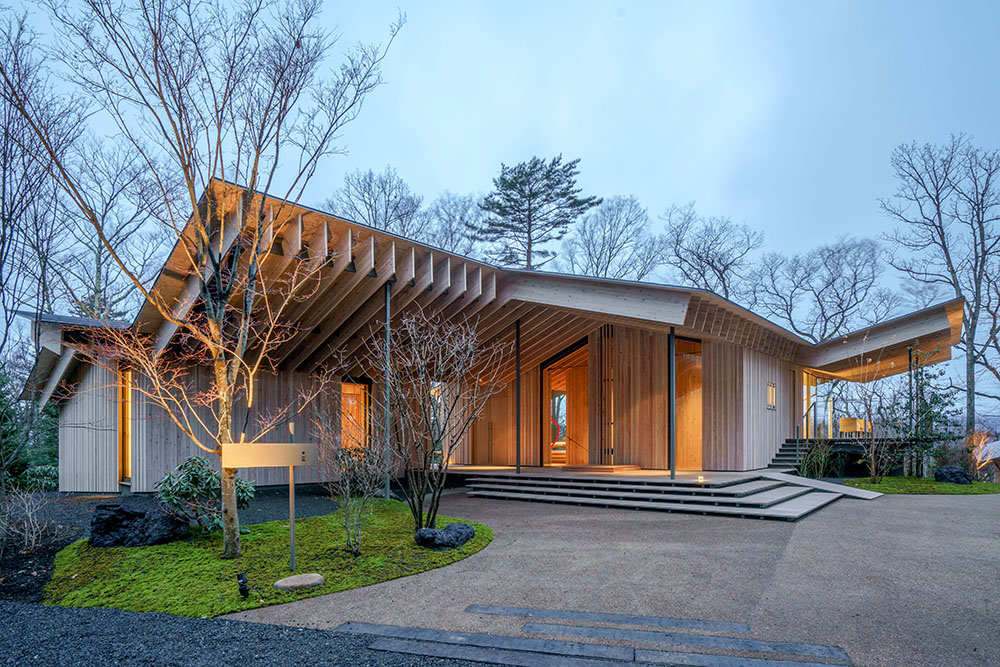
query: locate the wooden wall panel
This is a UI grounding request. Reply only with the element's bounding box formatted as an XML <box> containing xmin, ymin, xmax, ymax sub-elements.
<box><xmin>566</xmin><ymin>366</ymin><xmax>589</xmax><ymax>465</ymax></box>
<box><xmin>58</xmin><ymin>362</ymin><xmax>119</xmax><ymax>493</ymax></box>
<box><xmin>469</xmin><ymin>367</ymin><xmax>541</xmax><ymax>466</ymax></box>
<box><xmin>742</xmin><ymin>349</ymin><xmax>796</xmax><ymax>470</ymax></box>
<box><xmin>675</xmin><ymin>350</ymin><xmax>703</xmax><ymax>469</ymax></box>
<box><xmin>701</xmin><ymin>340</ymin><xmax>744</xmax><ymax>471</ymax></box>
<box><xmin>612</xmin><ymin>326</ymin><xmax>669</xmax><ymax>469</ymax></box>
<box><xmin>588</xmin><ymin>326</ymin><xmax>613</xmax><ymax>465</ymax></box>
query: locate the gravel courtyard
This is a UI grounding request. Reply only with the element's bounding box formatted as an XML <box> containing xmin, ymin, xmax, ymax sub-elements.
<box><xmin>228</xmin><ymin>491</ymin><xmax>1000</xmax><ymax>667</ymax></box>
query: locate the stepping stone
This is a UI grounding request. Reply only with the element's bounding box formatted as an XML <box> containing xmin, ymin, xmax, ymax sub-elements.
<box><xmin>273</xmin><ymin>573</ymin><xmax>325</xmax><ymax>591</ymax></box>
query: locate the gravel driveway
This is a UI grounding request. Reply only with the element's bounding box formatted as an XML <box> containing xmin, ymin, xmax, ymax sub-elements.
<box><xmin>0</xmin><ymin>600</ymin><xmax>475</xmax><ymax>666</ymax></box>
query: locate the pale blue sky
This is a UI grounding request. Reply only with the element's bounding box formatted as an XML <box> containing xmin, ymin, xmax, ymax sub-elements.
<box><xmin>306</xmin><ymin>0</ymin><xmax>1000</xmax><ymax>253</ymax></box>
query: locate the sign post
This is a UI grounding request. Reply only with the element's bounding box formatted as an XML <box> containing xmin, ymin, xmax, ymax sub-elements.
<box><xmin>289</xmin><ymin>422</ymin><xmax>295</xmax><ymax>571</ymax></box>
<box><xmin>221</xmin><ymin>437</ymin><xmax>317</xmax><ymax>572</ymax></box>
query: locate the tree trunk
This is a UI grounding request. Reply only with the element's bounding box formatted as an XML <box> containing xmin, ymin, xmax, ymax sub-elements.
<box><xmin>220</xmin><ymin>466</ymin><xmax>240</xmax><ymax>558</ymax></box>
<box><xmin>965</xmin><ymin>320</ymin><xmax>976</xmax><ymax>435</ymax></box>
<box><xmin>215</xmin><ymin>356</ymin><xmax>240</xmax><ymax>558</ymax></box>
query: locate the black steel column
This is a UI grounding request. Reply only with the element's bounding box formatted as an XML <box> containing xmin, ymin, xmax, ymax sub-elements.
<box><xmin>383</xmin><ymin>282</ymin><xmax>391</xmax><ymax>499</ymax></box>
<box><xmin>668</xmin><ymin>326</ymin><xmax>676</xmax><ymax>480</ymax></box>
<box><xmin>515</xmin><ymin>319</ymin><xmax>522</xmax><ymax>474</ymax></box>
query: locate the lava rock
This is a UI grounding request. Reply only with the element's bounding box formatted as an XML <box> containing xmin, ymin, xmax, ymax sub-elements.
<box><xmin>934</xmin><ymin>465</ymin><xmax>973</xmax><ymax>485</ymax></box>
<box><xmin>272</xmin><ymin>573</ymin><xmax>326</xmax><ymax>591</ymax></box>
<box><xmin>414</xmin><ymin>522</ymin><xmax>475</xmax><ymax>550</ymax></box>
<box><xmin>90</xmin><ymin>497</ymin><xmax>189</xmax><ymax>547</ymax></box>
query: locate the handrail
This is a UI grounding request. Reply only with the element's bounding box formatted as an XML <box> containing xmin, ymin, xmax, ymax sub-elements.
<box><xmin>795</xmin><ymin>401</ymin><xmax>818</xmax><ymax>440</ymax></box>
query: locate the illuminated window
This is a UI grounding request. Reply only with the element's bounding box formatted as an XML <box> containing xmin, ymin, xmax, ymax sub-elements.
<box><xmin>119</xmin><ymin>368</ymin><xmax>132</xmax><ymax>482</ymax></box>
<box><xmin>766</xmin><ymin>381</ymin><xmax>777</xmax><ymax>411</ymax></box>
<box><xmin>341</xmin><ymin>379</ymin><xmax>371</xmax><ymax>450</ymax></box>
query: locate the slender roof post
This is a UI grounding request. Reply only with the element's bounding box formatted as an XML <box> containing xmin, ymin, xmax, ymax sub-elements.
<box><xmin>668</xmin><ymin>326</ymin><xmax>676</xmax><ymax>480</ymax></box>
<box><xmin>515</xmin><ymin>318</ymin><xmax>522</xmax><ymax>474</ymax></box>
<box><xmin>383</xmin><ymin>282</ymin><xmax>392</xmax><ymax>499</ymax></box>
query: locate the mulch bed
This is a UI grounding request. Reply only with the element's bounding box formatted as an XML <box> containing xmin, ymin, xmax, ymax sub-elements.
<box><xmin>0</xmin><ymin>524</ymin><xmax>84</xmax><ymax>602</ymax></box>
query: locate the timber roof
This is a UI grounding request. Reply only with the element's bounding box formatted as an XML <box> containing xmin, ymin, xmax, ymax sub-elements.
<box><xmin>23</xmin><ymin>181</ymin><xmax>965</xmax><ymax>403</ymax></box>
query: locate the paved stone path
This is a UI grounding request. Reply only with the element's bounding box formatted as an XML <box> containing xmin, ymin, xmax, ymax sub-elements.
<box><xmin>227</xmin><ymin>491</ymin><xmax>1000</xmax><ymax>667</ymax></box>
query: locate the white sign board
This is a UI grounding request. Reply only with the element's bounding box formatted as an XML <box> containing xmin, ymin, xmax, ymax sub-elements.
<box><xmin>221</xmin><ymin>442</ymin><xmax>317</xmax><ymax>469</ymax></box>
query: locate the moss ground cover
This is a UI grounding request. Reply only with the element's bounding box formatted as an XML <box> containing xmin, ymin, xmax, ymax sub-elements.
<box><xmin>845</xmin><ymin>476</ymin><xmax>1000</xmax><ymax>495</ymax></box>
<box><xmin>44</xmin><ymin>499</ymin><xmax>492</xmax><ymax>617</ymax></box>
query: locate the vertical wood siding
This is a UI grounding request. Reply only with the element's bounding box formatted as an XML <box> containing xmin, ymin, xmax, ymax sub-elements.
<box><xmin>130</xmin><ymin>366</ymin><xmax>329</xmax><ymax>493</ymax></box>
<box><xmin>742</xmin><ymin>349</ymin><xmax>795</xmax><ymax>470</ymax></box>
<box><xmin>701</xmin><ymin>340</ymin><xmax>744</xmax><ymax>471</ymax></box>
<box><xmin>58</xmin><ymin>363</ymin><xmax>119</xmax><ymax>493</ymax></box>
<box><xmin>587</xmin><ymin>326</ymin><xmax>614</xmax><ymax>465</ymax></box>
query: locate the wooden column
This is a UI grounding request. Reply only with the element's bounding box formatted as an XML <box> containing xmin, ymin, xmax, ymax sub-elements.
<box><xmin>515</xmin><ymin>318</ymin><xmax>521</xmax><ymax>474</ymax></box>
<box><xmin>668</xmin><ymin>326</ymin><xmax>676</xmax><ymax>479</ymax></box>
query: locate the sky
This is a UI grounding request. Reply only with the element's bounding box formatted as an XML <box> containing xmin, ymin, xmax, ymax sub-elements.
<box><xmin>302</xmin><ymin>0</ymin><xmax>1000</xmax><ymax>254</ymax></box>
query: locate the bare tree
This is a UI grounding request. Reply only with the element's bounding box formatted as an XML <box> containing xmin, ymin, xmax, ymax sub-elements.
<box><xmin>0</xmin><ymin>0</ymin><xmax>401</xmax><ymax>558</ymax></box>
<box><xmin>313</xmin><ymin>382</ymin><xmax>392</xmax><ymax>556</ymax></box>
<box><xmin>560</xmin><ymin>195</ymin><xmax>666</xmax><ymax>281</ymax></box>
<box><xmin>981</xmin><ymin>267</ymin><xmax>1000</xmax><ymax>406</ymax></box>
<box><xmin>423</xmin><ymin>191</ymin><xmax>481</xmax><ymax>257</ymax></box>
<box><xmin>842</xmin><ymin>339</ymin><xmax>907</xmax><ymax>484</ymax></box>
<box><xmin>361</xmin><ymin>311</ymin><xmax>508</xmax><ymax>532</ymax></box>
<box><xmin>881</xmin><ymin>136</ymin><xmax>1000</xmax><ymax>433</ymax></box>
<box><xmin>661</xmin><ymin>202</ymin><xmax>764</xmax><ymax>303</ymax></box>
<box><xmin>328</xmin><ymin>166</ymin><xmax>427</xmax><ymax>240</ymax></box>
<box><xmin>752</xmin><ymin>237</ymin><xmax>898</xmax><ymax>343</ymax></box>
<box><xmin>57</xmin><ymin>140</ymin><xmax>171</xmax><ymax>319</ymax></box>
<box><xmin>0</xmin><ymin>14</ymin><xmax>68</xmax><ymax>561</ymax></box>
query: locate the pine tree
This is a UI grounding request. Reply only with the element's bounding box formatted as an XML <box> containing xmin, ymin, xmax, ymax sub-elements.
<box><xmin>472</xmin><ymin>155</ymin><xmax>600</xmax><ymax>269</ymax></box>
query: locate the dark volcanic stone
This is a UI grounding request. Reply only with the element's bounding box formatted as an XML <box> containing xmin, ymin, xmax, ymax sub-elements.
<box><xmin>414</xmin><ymin>522</ymin><xmax>475</xmax><ymax>550</ymax></box>
<box><xmin>934</xmin><ymin>465</ymin><xmax>973</xmax><ymax>485</ymax></box>
<box><xmin>90</xmin><ymin>497</ymin><xmax>189</xmax><ymax>547</ymax></box>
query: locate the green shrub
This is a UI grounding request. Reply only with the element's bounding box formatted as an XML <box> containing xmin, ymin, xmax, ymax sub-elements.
<box><xmin>154</xmin><ymin>456</ymin><xmax>254</xmax><ymax>530</ymax></box>
<box><xmin>22</xmin><ymin>464</ymin><xmax>59</xmax><ymax>492</ymax></box>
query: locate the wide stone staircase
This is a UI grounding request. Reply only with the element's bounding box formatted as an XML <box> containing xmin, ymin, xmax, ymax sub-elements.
<box><xmin>464</xmin><ymin>471</ymin><xmax>844</xmax><ymax>521</ymax></box>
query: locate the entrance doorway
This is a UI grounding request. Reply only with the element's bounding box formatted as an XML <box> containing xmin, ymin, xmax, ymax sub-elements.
<box><xmin>541</xmin><ymin>342</ymin><xmax>589</xmax><ymax>466</ymax></box>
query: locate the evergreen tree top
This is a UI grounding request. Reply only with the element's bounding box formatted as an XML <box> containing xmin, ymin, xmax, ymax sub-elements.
<box><xmin>471</xmin><ymin>154</ymin><xmax>600</xmax><ymax>269</ymax></box>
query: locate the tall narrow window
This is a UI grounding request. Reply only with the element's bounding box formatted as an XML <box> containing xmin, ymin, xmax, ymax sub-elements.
<box><xmin>766</xmin><ymin>381</ymin><xmax>777</xmax><ymax>411</ymax></box>
<box><xmin>119</xmin><ymin>368</ymin><xmax>132</xmax><ymax>482</ymax></box>
<box><xmin>341</xmin><ymin>379</ymin><xmax>371</xmax><ymax>450</ymax></box>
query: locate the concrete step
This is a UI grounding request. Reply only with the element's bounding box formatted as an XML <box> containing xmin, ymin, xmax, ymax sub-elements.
<box><xmin>467</xmin><ymin>482</ymin><xmax>812</xmax><ymax>508</ymax></box>
<box><xmin>464</xmin><ymin>477</ymin><xmax>786</xmax><ymax>497</ymax></box>
<box><xmin>460</xmin><ymin>473</ymin><xmax>746</xmax><ymax>489</ymax></box>
<box><xmin>467</xmin><ymin>488</ymin><xmax>843</xmax><ymax>521</ymax></box>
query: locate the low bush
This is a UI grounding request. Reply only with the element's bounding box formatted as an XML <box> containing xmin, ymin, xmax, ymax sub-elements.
<box><xmin>154</xmin><ymin>456</ymin><xmax>255</xmax><ymax>531</ymax></box>
<box><xmin>22</xmin><ymin>464</ymin><xmax>59</xmax><ymax>492</ymax></box>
